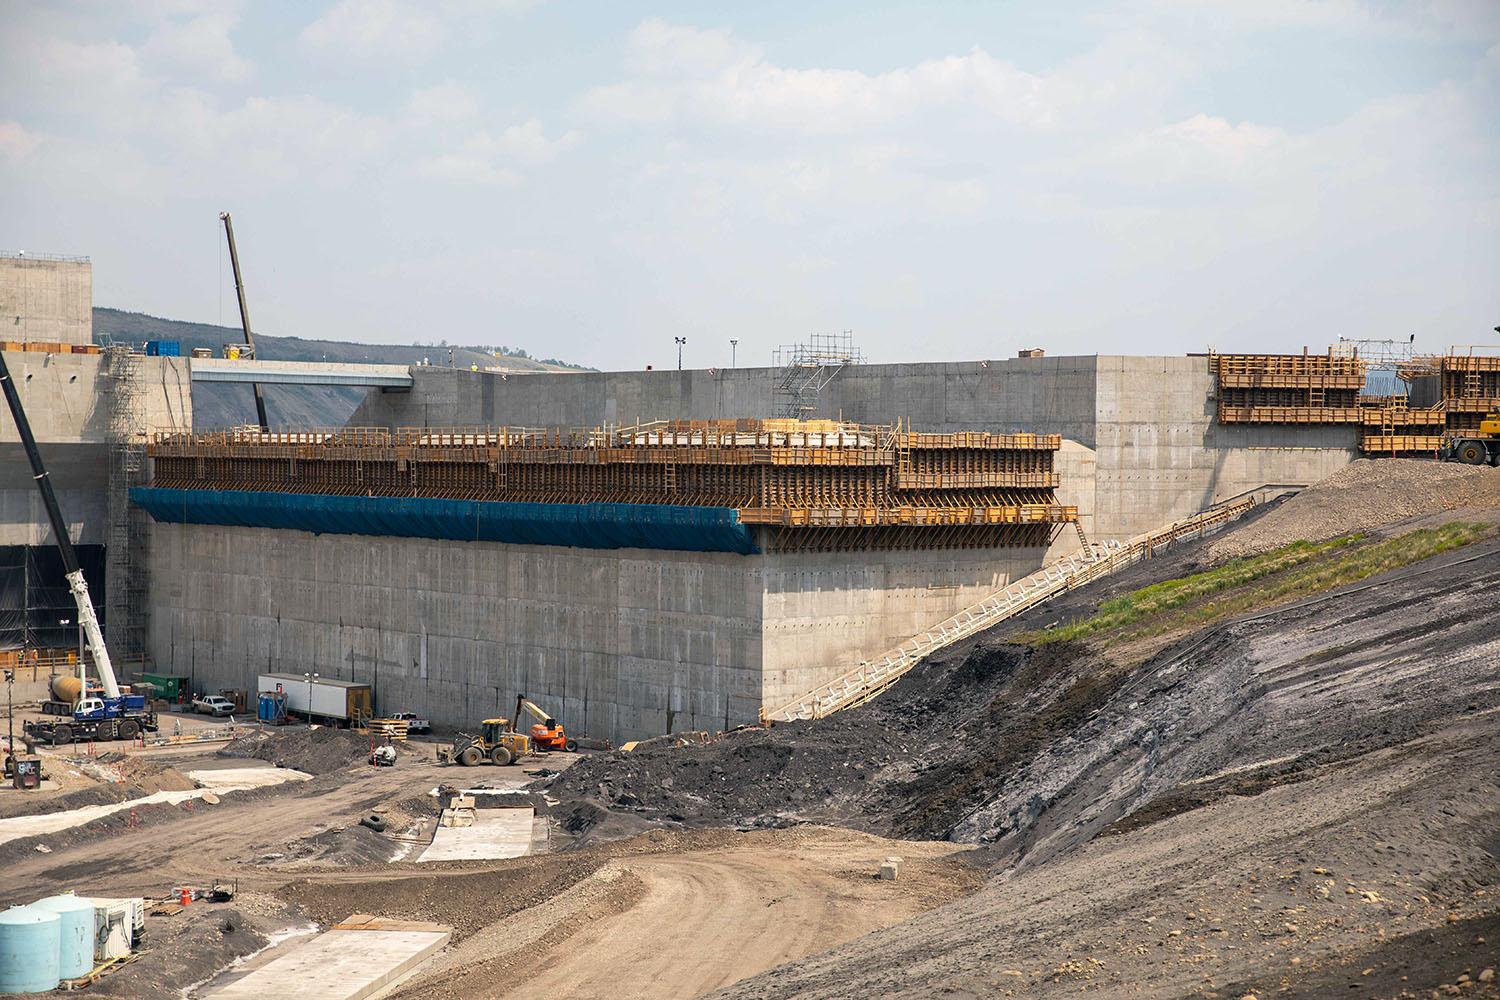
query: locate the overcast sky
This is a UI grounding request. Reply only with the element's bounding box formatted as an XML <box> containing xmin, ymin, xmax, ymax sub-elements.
<box><xmin>1</xmin><ymin>1</ymin><xmax>1496</xmax><ymax>370</ymax></box>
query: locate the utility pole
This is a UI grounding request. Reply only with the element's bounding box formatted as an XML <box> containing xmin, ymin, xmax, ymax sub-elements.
<box><xmin>675</xmin><ymin>336</ymin><xmax>686</xmax><ymax>371</ymax></box>
<box><xmin>4</xmin><ymin>669</ymin><xmax>13</xmax><ymax>761</ymax></box>
<box><xmin>730</xmin><ymin>338</ymin><xmax>738</xmax><ymax>368</ymax></box>
<box><xmin>218</xmin><ymin>212</ymin><xmax>269</xmax><ymax>432</ymax></box>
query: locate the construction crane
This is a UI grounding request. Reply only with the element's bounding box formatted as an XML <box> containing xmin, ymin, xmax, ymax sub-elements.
<box><xmin>219</xmin><ymin>211</ymin><xmax>269</xmax><ymax>432</ymax></box>
<box><xmin>512</xmin><ymin>694</ymin><xmax>578</xmax><ymax>752</ymax></box>
<box><xmin>0</xmin><ymin>351</ymin><xmax>156</xmax><ymax>744</ymax></box>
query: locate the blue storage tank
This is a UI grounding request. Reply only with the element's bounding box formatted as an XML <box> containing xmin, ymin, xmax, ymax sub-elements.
<box><xmin>0</xmin><ymin>905</ymin><xmax>60</xmax><ymax>993</ymax></box>
<box><xmin>30</xmin><ymin>895</ymin><xmax>95</xmax><ymax>980</ymax></box>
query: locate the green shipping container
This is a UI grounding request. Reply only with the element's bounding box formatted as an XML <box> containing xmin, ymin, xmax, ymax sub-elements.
<box><xmin>142</xmin><ymin>673</ymin><xmax>189</xmax><ymax>699</ymax></box>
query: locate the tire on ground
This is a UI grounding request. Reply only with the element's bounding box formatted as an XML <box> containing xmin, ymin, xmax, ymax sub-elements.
<box><xmin>1458</xmin><ymin>440</ymin><xmax>1486</xmax><ymax>465</ymax></box>
<box><xmin>490</xmin><ymin>745</ymin><xmax>513</xmax><ymax>766</ymax></box>
<box><xmin>360</xmin><ymin>814</ymin><xmax>387</xmax><ymax>833</ymax></box>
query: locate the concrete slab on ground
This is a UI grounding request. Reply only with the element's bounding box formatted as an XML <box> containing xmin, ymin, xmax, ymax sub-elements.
<box><xmin>184</xmin><ymin>767</ymin><xmax>310</xmax><ymax>790</ymax></box>
<box><xmin>206</xmin><ymin>926</ymin><xmax>450</xmax><ymax>1000</ymax></box>
<box><xmin>418</xmin><ymin>806</ymin><xmax>534</xmax><ymax>862</ymax></box>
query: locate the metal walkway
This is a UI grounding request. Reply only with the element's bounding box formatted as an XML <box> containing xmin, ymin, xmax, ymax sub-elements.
<box><xmin>188</xmin><ymin>358</ymin><xmax>413</xmax><ymax>388</ymax></box>
<box><xmin>762</xmin><ymin>487</ymin><xmax>1299</xmax><ymax>723</ymax></box>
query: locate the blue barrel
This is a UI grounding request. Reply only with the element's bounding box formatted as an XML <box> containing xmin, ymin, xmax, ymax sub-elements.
<box><xmin>0</xmin><ymin>906</ymin><xmax>60</xmax><ymax>993</ymax></box>
<box><xmin>29</xmin><ymin>895</ymin><xmax>94</xmax><ymax>979</ymax></box>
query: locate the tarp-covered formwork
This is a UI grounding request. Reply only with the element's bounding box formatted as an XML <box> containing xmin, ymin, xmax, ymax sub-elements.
<box><xmin>130</xmin><ymin>488</ymin><xmax>759</xmax><ymax>555</ymax></box>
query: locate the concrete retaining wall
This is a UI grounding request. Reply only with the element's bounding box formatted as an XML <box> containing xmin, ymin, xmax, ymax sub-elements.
<box><xmin>144</xmin><ymin>521</ymin><xmax>1045</xmax><ymax>743</ymax></box>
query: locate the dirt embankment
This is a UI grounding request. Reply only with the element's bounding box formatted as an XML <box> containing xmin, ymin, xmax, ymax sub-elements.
<box><xmin>217</xmin><ymin>727</ymin><xmax>387</xmax><ymax>775</ymax></box>
<box><xmin>549</xmin><ymin>534</ymin><xmax>1500</xmax><ymax>871</ymax></box>
<box><xmin>709</xmin><ymin>716</ymin><xmax>1500</xmax><ymax>1000</ymax></box>
<box><xmin>1208</xmin><ymin>458</ymin><xmax>1500</xmax><ymax>560</ymax></box>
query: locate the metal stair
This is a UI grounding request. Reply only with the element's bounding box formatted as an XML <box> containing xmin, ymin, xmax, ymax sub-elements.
<box><xmin>762</xmin><ymin>487</ymin><xmax>1298</xmax><ymax>723</ymax></box>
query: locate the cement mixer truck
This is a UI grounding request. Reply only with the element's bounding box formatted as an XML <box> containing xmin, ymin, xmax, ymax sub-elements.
<box><xmin>0</xmin><ymin>351</ymin><xmax>157</xmax><ymax>745</ymax></box>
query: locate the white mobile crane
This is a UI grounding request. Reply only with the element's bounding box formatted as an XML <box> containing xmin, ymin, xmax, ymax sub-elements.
<box><xmin>0</xmin><ymin>351</ymin><xmax>156</xmax><ymax>744</ymax></box>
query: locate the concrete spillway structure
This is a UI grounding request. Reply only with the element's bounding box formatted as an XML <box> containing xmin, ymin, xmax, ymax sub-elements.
<box><xmin>136</xmin><ymin>419</ymin><xmax>1074</xmax><ymax>742</ymax></box>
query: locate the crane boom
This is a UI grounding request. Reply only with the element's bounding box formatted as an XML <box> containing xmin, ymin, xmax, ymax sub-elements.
<box><xmin>0</xmin><ymin>350</ymin><xmax>120</xmax><ymax>699</ymax></box>
<box><xmin>219</xmin><ymin>211</ymin><xmax>270</xmax><ymax>433</ymax></box>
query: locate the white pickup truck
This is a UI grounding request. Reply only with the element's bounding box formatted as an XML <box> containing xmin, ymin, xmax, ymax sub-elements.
<box><xmin>387</xmin><ymin>711</ymin><xmax>430</xmax><ymax>733</ymax></box>
<box><xmin>192</xmin><ymin>695</ymin><xmax>236</xmax><ymax>717</ymax></box>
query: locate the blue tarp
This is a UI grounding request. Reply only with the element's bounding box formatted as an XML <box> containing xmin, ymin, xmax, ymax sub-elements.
<box><xmin>130</xmin><ymin>487</ymin><xmax>758</xmax><ymax>555</ymax></box>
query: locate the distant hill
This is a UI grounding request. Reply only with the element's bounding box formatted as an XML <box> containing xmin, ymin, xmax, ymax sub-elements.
<box><xmin>93</xmin><ymin>308</ymin><xmax>591</xmax><ymax>430</ymax></box>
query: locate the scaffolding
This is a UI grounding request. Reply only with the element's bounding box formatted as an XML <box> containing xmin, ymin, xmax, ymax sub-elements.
<box><xmin>104</xmin><ymin>346</ymin><xmax>147</xmax><ymax>659</ymax></box>
<box><xmin>145</xmin><ymin>418</ymin><xmax>1077</xmax><ymax>553</ymax></box>
<box><xmin>1213</xmin><ymin>344</ymin><xmax>1500</xmax><ymax>455</ymax></box>
<box><xmin>771</xmin><ymin>331</ymin><xmax>864</xmax><ymax>419</ymax></box>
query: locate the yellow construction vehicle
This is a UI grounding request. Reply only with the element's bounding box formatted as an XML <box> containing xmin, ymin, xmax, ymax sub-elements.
<box><xmin>447</xmin><ymin>719</ymin><xmax>531</xmax><ymax>766</ymax></box>
<box><xmin>1441</xmin><ymin>413</ymin><xmax>1500</xmax><ymax>466</ymax></box>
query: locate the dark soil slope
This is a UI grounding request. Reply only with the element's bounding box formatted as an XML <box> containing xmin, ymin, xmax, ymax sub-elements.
<box><xmin>549</xmin><ymin>534</ymin><xmax>1500</xmax><ymax>876</ymax></box>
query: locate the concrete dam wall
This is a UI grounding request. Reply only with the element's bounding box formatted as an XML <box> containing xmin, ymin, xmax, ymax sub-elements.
<box><xmin>136</xmin><ymin>353</ymin><xmax>1358</xmax><ymax>742</ymax></box>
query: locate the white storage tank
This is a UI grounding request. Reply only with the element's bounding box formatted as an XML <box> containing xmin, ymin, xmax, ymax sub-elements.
<box><xmin>30</xmin><ymin>894</ymin><xmax>95</xmax><ymax>980</ymax></box>
<box><xmin>0</xmin><ymin>905</ymin><xmax>60</xmax><ymax>993</ymax></box>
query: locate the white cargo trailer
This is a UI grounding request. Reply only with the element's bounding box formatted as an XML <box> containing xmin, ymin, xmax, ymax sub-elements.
<box><xmin>257</xmin><ymin>673</ymin><xmax>373</xmax><ymax>724</ymax></box>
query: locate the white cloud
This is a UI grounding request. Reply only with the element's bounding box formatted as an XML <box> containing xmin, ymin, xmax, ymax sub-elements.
<box><xmin>142</xmin><ymin>9</ymin><xmax>254</xmax><ymax>83</ymax></box>
<box><xmin>404</xmin><ymin>82</ymin><xmax>481</xmax><ymax>124</ymax></box>
<box><xmin>416</xmin><ymin>119</ymin><xmax>579</xmax><ymax>185</ymax></box>
<box><xmin>586</xmin><ymin>21</ymin><xmax>1052</xmax><ymax>133</ymax></box>
<box><xmin>300</xmin><ymin>0</ymin><xmax>447</xmax><ymax>63</ymax></box>
<box><xmin>0</xmin><ymin>122</ymin><xmax>42</xmax><ymax>161</ymax></box>
<box><xmin>1104</xmin><ymin>113</ymin><xmax>1290</xmax><ymax>185</ymax></box>
<box><xmin>299</xmin><ymin>0</ymin><xmax>541</xmax><ymax>64</ymax></box>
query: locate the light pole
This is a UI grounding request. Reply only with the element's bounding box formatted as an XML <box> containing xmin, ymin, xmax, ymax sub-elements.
<box><xmin>4</xmin><ymin>669</ymin><xmax>13</xmax><ymax>761</ymax></box>
<box><xmin>304</xmin><ymin>671</ymin><xmax>318</xmax><ymax>724</ymax></box>
<box><xmin>730</xmin><ymin>338</ymin><xmax>738</xmax><ymax>368</ymax></box>
<box><xmin>675</xmin><ymin>337</ymin><xmax>686</xmax><ymax>371</ymax></box>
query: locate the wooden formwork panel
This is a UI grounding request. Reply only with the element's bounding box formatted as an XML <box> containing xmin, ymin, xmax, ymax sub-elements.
<box><xmin>1213</xmin><ymin>353</ymin><xmax>1366</xmax><ymax>389</ymax></box>
<box><xmin>1216</xmin><ymin>405</ymin><xmax>1363</xmax><ymax>424</ymax></box>
<box><xmin>145</xmin><ymin>419</ymin><xmax>1072</xmax><ymax>548</ymax></box>
<box><xmin>1359</xmin><ymin>434</ymin><xmax>1443</xmax><ymax>453</ymax></box>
